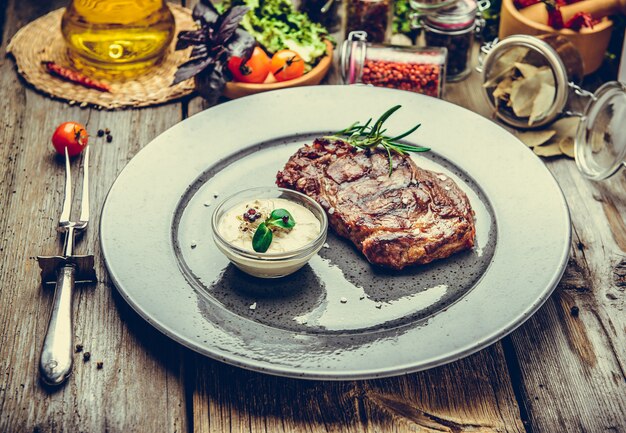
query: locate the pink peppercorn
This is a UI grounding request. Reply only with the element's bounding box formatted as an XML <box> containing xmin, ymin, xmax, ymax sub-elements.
<box><xmin>361</xmin><ymin>60</ymin><xmax>441</xmax><ymax>98</ymax></box>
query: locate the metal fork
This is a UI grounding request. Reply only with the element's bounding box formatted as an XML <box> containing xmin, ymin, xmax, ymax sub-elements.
<box><xmin>39</xmin><ymin>146</ymin><xmax>93</xmax><ymax>386</ymax></box>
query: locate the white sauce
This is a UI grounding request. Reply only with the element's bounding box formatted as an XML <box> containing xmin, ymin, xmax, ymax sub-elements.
<box><xmin>218</xmin><ymin>198</ymin><xmax>320</xmax><ymax>253</ymax></box>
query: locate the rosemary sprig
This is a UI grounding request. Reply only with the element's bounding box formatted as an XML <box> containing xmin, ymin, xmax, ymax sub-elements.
<box><xmin>328</xmin><ymin>105</ymin><xmax>429</xmax><ymax>175</ymax></box>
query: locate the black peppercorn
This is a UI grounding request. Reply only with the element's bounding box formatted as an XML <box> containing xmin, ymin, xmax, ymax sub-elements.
<box><xmin>346</xmin><ymin>0</ymin><xmax>391</xmax><ymax>43</ymax></box>
<box><xmin>422</xmin><ymin>0</ymin><xmax>478</xmax><ymax>81</ymax></box>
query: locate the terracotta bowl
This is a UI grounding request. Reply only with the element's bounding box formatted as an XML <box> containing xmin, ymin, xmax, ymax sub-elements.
<box><xmin>223</xmin><ymin>40</ymin><xmax>334</xmax><ymax>99</ymax></box>
<box><xmin>499</xmin><ymin>0</ymin><xmax>613</xmax><ymax>75</ymax></box>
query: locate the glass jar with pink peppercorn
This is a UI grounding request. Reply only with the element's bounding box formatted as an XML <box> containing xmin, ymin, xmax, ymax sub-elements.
<box><xmin>340</xmin><ymin>31</ymin><xmax>448</xmax><ymax>98</ymax></box>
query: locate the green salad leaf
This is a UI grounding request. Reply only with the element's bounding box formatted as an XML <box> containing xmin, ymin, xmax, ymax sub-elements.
<box><xmin>393</xmin><ymin>0</ymin><xmax>413</xmax><ymax>35</ymax></box>
<box><xmin>217</xmin><ymin>0</ymin><xmax>331</xmax><ymax>66</ymax></box>
<box><xmin>251</xmin><ymin>208</ymin><xmax>296</xmax><ymax>252</ymax></box>
<box><xmin>266</xmin><ymin>209</ymin><xmax>296</xmax><ymax>229</ymax></box>
<box><xmin>252</xmin><ymin>222</ymin><xmax>273</xmax><ymax>252</ymax></box>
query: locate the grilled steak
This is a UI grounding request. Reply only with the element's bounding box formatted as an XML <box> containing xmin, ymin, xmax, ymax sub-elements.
<box><xmin>276</xmin><ymin>138</ymin><xmax>475</xmax><ymax>269</ymax></box>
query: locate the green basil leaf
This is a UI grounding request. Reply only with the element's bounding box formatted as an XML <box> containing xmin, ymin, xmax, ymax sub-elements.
<box><xmin>266</xmin><ymin>208</ymin><xmax>296</xmax><ymax>229</ymax></box>
<box><xmin>252</xmin><ymin>222</ymin><xmax>273</xmax><ymax>252</ymax></box>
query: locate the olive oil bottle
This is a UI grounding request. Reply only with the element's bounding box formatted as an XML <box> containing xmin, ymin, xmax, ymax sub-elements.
<box><xmin>61</xmin><ymin>0</ymin><xmax>175</xmax><ymax>76</ymax></box>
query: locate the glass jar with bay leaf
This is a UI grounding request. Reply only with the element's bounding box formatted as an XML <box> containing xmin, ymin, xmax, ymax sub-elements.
<box><xmin>477</xmin><ymin>34</ymin><xmax>583</xmax><ymax>128</ymax></box>
<box><xmin>479</xmin><ymin>34</ymin><xmax>626</xmax><ymax>182</ymax></box>
<box><xmin>477</xmin><ymin>34</ymin><xmax>584</xmax><ymax>129</ymax></box>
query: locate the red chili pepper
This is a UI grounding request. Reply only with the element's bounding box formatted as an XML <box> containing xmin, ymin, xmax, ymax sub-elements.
<box><xmin>564</xmin><ymin>11</ymin><xmax>595</xmax><ymax>30</ymax></box>
<box><xmin>514</xmin><ymin>0</ymin><xmax>540</xmax><ymax>9</ymax></box>
<box><xmin>44</xmin><ymin>62</ymin><xmax>111</xmax><ymax>92</ymax></box>
<box><xmin>542</xmin><ymin>0</ymin><xmax>564</xmax><ymax>29</ymax></box>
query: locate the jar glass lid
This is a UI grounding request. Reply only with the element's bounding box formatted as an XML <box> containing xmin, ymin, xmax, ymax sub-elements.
<box><xmin>575</xmin><ymin>81</ymin><xmax>626</xmax><ymax>180</ymax></box>
<box><xmin>424</xmin><ymin>0</ymin><xmax>477</xmax><ymax>28</ymax></box>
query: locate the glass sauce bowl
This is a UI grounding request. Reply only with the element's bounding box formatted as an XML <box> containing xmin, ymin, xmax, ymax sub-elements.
<box><xmin>211</xmin><ymin>187</ymin><xmax>328</xmax><ymax>279</ymax></box>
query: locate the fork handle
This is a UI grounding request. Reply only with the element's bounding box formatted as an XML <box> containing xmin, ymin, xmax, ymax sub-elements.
<box><xmin>40</xmin><ymin>265</ymin><xmax>75</xmax><ymax>386</ymax></box>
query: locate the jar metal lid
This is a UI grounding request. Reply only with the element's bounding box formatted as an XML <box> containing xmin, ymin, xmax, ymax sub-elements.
<box><xmin>423</xmin><ymin>0</ymin><xmax>477</xmax><ymax>30</ymax></box>
<box><xmin>409</xmin><ymin>0</ymin><xmax>458</xmax><ymax>11</ymax></box>
<box><xmin>480</xmin><ymin>35</ymin><xmax>570</xmax><ymax>129</ymax></box>
<box><xmin>575</xmin><ymin>81</ymin><xmax>626</xmax><ymax>180</ymax></box>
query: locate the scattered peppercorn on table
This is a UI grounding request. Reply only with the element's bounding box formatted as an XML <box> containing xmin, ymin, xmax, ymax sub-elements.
<box><xmin>0</xmin><ymin>1</ymin><xmax>624</xmax><ymax>432</ymax></box>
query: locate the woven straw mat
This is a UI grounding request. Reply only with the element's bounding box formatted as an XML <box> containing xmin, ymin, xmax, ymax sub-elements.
<box><xmin>7</xmin><ymin>4</ymin><xmax>196</xmax><ymax>109</ymax></box>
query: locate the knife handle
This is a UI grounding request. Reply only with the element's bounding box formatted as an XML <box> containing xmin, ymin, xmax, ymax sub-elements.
<box><xmin>40</xmin><ymin>265</ymin><xmax>75</xmax><ymax>386</ymax></box>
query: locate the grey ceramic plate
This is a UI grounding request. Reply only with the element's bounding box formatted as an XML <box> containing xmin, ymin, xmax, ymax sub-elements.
<box><xmin>100</xmin><ymin>86</ymin><xmax>570</xmax><ymax>380</ymax></box>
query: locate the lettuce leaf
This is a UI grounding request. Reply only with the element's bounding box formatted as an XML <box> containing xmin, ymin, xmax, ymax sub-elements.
<box><xmin>217</xmin><ymin>0</ymin><xmax>331</xmax><ymax>65</ymax></box>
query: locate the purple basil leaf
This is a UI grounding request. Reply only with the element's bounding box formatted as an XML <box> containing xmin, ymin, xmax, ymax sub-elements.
<box><xmin>172</xmin><ymin>56</ymin><xmax>215</xmax><ymax>85</ymax></box>
<box><xmin>226</xmin><ymin>28</ymin><xmax>256</xmax><ymax>61</ymax></box>
<box><xmin>195</xmin><ymin>62</ymin><xmax>227</xmax><ymax>106</ymax></box>
<box><xmin>213</xmin><ymin>6</ymin><xmax>249</xmax><ymax>45</ymax></box>
<box><xmin>175</xmin><ymin>30</ymin><xmax>207</xmax><ymax>50</ymax></box>
<box><xmin>191</xmin><ymin>45</ymin><xmax>209</xmax><ymax>59</ymax></box>
<box><xmin>192</xmin><ymin>0</ymin><xmax>219</xmax><ymax>25</ymax></box>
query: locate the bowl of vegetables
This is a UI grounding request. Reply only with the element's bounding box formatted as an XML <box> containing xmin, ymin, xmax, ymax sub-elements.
<box><xmin>173</xmin><ymin>0</ymin><xmax>334</xmax><ymax>103</ymax></box>
<box><xmin>224</xmin><ymin>40</ymin><xmax>333</xmax><ymax>99</ymax></box>
<box><xmin>220</xmin><ymin>0</ymin><xmax>334</xmax><ymax>99</ymax></box>
<box><xmin>499</xmin><ymin>0</ymin><xmax>613</xmax><ymax>75</ymax></box>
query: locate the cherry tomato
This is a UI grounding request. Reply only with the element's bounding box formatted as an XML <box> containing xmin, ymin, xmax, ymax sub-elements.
<box><xmin>227</xmin><ymin>47</ymin><xmax>271</xmax><ymax>84</ymax></box>
<box><xmin>51</xmin><ymin>122</ymin><xmax>88</xmax><ymax>157</ymax></box>
<box><xmin>271</xmin><ymin>50</ymin><xmax>305</xmax><ymax>82</ymax></box>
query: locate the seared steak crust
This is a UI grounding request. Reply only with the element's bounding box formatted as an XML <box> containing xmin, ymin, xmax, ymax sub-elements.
<box><xmin>276</xmin><ymin>138</ymin><xmax>475</xmax><ymax>269</ymax></box>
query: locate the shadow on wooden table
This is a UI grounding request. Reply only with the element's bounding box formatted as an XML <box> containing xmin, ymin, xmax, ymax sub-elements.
<box><xmin>184</xmin><ymin>337</ymin><xmax>527</xmax><ymax>432</ymax></box>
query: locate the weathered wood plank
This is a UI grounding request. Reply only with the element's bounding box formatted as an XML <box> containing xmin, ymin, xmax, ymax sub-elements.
<box><xmin>190</xmin><ymin>346</ymin><xmax>525</xmax><ymax>433</ymax></box>
<box><xmin>449</xmin><ymin>67</ymin><xmax>626</xmax><ymax>432</ymax></box>
<box><xmin>468</xmin><ymin>75</ymin><xmax>626</xmax><ymax>432</ymax></box>
<box><xmin>507</xmin><ymin>158</ymin><xmax>626</xmax><ymax>433</ymax></box>
<box><xmin>0</xmin><ymin>1</ymin><xmax>188</xmax><ymax>431</ymax></box>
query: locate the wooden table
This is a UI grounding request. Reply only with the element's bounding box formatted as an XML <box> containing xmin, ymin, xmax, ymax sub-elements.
<box><xmin>1</xmin><ymin>1</ymin><xmax>624</xmax><ymax>432</ymax></box>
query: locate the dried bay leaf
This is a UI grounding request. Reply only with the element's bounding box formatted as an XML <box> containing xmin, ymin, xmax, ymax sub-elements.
<box><xmin>487</xmin><ymin>59</ymin><xmax>558</xmax><ymax>124</ymax></box>
<box><xmin>514</xmin><ymin>62</ymin><xmax>540</xmax><ymax>78</ymax></box>
<box><xmin>493</xmin><ymin>77</ymin><xmax>513</xmax><ymax>100</ymax></box>
<box><xmin>559</xmin><ymin>136</ymin><xmax>575</xmax><ymax>158</ymax></box>
<box><xmin>484</xmin><ymin>47</ymin><xmax>529</xmax><ymax>88</ymax></box>
<box><xmin>551</xmin><ymin>117</ymin><xmax>579</xmax><ymax>138</ymax></box>
<box><xmin>517</xmin><ymin>130</ymin><xmax>556</xmax><ymax>148</ymax></box>
<box><xmin>493</xmin><ymin>47</ymin><xmax>529</xmax><ymax>74</ymax></box>
<box><xmin>510</xmin><ymin>74</ymin><xmax>542</xmax><ymax>117</ymax></box>
<box><xmin>534</xmin><ymin>142</ymin><xmax>562</xmax><ymax>157</ymax></box>
<box><xmin>529</xmin><ymin>82</ymin><xmax>556</xmax><ymax>126</ymax></box>
<box><xmin>508</xmin><ymin>66</ymin><xmax>555</xmax><ymax>119</ymax></box>
<box><xmin>535</xmin><ymin>67</ymin><xmax>555</xmax><ymax>85</ymax></box>
<box><xmin>483</xmin><ymin>65</ymin><xmax>516</xmax><ymax>88</ymax></box>
<box><xmin>592</xmin><ymin>138</ymin><xmax>605</xmax><ymax>153</ymax></box>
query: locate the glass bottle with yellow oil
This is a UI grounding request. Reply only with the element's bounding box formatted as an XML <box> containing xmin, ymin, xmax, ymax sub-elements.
<box><xmin>61</xmin><ymin>0</ymin><xmax>175</xmax><ymax>77</ymax></box>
